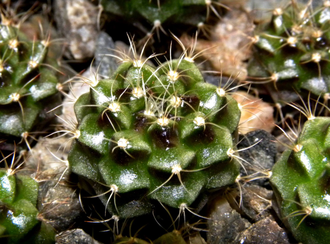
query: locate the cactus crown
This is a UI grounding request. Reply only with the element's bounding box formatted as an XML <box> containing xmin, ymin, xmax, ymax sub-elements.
<box><xmin>248</xmin><ymin>1</ymin><xmax>330</xmax><ymax>96</ymax></box>
<box><xmin>68</xmin><ymin>37</ymin><xmax>242</xmax><ymax>219</ymax></box>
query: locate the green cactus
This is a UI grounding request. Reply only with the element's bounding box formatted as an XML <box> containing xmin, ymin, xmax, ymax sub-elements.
<box><xmin>248</xmin><ymin>1</ymin><xmax>330</xmax><ymax>97</ymax></box>
<box><xmin>270</xmin><ymin>116</ymin><xmax>330</xmax><ymax>244</ymax></box>
<box><xmin>101</xmin><ymin>0</ymin><xmax>228</xmax><ymax>38</ymax></box>
<box><xmin>0</xmin><ymin>24</ymin><xmax>61</xmax><ymax>143</ymax></box>
<box><xmin>0</xmin><ymin>153</ymin><xmax>55</xmax><ymax>243</ymax></box>
<box><xmin>67</xmin><ymin>41</ymin><xmax>241</xmax><ymax>219</ymax></box>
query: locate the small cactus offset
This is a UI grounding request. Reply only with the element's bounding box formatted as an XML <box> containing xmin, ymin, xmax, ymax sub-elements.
<box><xmin>248</xmin><ymin>1</ymin><xmax>330</xmax><ymax>96</ymax></box>
<box><xmin>0</xmin><ymin>23</ymin><xmax>61</xmax><ymax>143</ymax></box>
<box><xmin>68</xmin><ymin>41</ymin><xmax>242</xmax><ymax>219</ymax></box>
<box><xmin>0</xmin><ymin>153</ymin><xmax>55</xmax><ymax>243</ymax></box>
<box><xmin>270</xmin><ymin>116</ymin><xmax>330</xmax><ymax>244</ymax></box>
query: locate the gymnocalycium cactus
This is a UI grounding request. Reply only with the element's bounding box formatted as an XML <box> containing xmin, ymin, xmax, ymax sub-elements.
<box><xmin>0</xmin><ymin>23</ymin><xmax>61</xmax><ymax>143</ymax></box>
<box><xmin>68</xmin><ymin>40</ymin><xmax>241</xmax><ymax>219</ymax></box>
<box><xmin>248</xmin><ymin>1</ymin><xmax>330</xmax><ymax>96</ymax></box>
<box><xmin>271</xmin><ymin>115</ymin><xmax>330</xmax><ymax>244</ymax></box>
<box><xmin>0</xmin><ymin>153</ymin><xmax>55</xmax><ymax>243</ymax></box>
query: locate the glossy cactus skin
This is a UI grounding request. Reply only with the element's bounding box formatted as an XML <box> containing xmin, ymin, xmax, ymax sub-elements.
<box><xmin>270</xmin><ymin>117</ymin><xmax>330</xmax><ymax>244</ymax></box>
<box><xmin>248</xmin><ymin>2</ymin><xmax>330</xmax><ymax>96</ymax></box>
<box><xmin>0</xmin><ymin>24</ymin><xmax>60</xmax><ymax>139</ymax></box>
<box><xmin>0</xmin><ymin>169</ymin><xmax>55</xmax><ymax>243</ymax></box>
<box><xmin>68</xmin><ymin>53</ymin><xmax>241</xmax><ymax>218</ymax></box>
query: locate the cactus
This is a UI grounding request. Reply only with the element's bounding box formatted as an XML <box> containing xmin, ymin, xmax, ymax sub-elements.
<box><xmin>0</xmin><ymin>152</ymin><xmax>55</xmax><ymax>243</ymax></box>
<box><xmin>248</xmin><ymin>1</ymin><xmax>330</xmax><ymax>97</ymax></box>
<box><xmin>100</xmin><ymin>0</ymin><xmax>228</xmax><ymax>39</ymax></box>
<box><xmin>0</xmin><ymin>23</ymin><xmax>61</xmax><ymax>145</ymax></box>
<box><xmin>67</xmin><ymin>40</ymin><xmax>242</xmax><ymax>219</ymax></box>
<box><xmin>270</xmin><ymin>116</ymin><xmax>330</xmax><ymax>244</ymax></box>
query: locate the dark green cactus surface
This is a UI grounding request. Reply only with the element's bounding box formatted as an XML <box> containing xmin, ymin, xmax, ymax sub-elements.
<box><xmin>248</xmin><ymin>2</ymin><xmax>330</xmax><ymax>96</ymax></box>
<box><xmin>0</xmin><ymin>24</ymin><xmax>60</xmax><ymax>139</ymax></box>
<box><xmin>271</xmin><ymin>117</ymin><xmax>330</xmax><ymax>244</ymax></box>
<box><xmin>0</xmin><ymin>166</ymin><xmax>55</xmax><ymax>243</ymax></box>
<box><xmin>101</xmin><ymin>0</ymin><xmax>226</xmax><ymax>36</ymax></box>
<box><xmin>68</xmin><ymin>50</ymin><xmax>241</xmax><ymax>218</ymax></box>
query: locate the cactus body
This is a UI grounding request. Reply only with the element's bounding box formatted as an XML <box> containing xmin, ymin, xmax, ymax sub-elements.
<box><xmin>0</xmin><ymin>24</ymin><xmax>60</xmax><ymax>139</ymax></box>
<box><xmin>248</xmin><ymin>2</ymin><xmax>330</xmax><ymax>96</ymax></box>
<box><xmin>101</xmin><ymin>0</ymin><xmax>225</xmax><ymax>37</ymax></box>
<box><xmin>68</xmin><ymin>51</ymin><xmax>241</xmax><ymax>218</ymax></box>
<box><xmin>271</xmin><ymin>117</ymin><xmax>330</xmax><ymax>244</ymax></box>
<box><xmin>0</xmin><ymin>169</ymin><xmax>55</xmax><ymax>243</ymax></box>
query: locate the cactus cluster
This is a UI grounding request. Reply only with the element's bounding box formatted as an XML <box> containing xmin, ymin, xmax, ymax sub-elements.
<box><xmin>248</xmin><ymin>1</ymin><xmax>330</xmax><ymax>97</ymax></box>
<box><xmin>270</xmin><ymin>116</ymin><xmax>330</xmax><ymax>244</ymax></box>
<box><xmin>0</xmin><ymin>23</ymin><xmax>61</xmax><ymax>144</ymax></box>
<box><xmin>68</xmin><ymin>43</ymin><xmax>242</xmax><ymax>219</ymax></box>
<box><xmin>3</xmin><ymin>0</ymin><xmax>330</xmax><ymax>243</ymax></box>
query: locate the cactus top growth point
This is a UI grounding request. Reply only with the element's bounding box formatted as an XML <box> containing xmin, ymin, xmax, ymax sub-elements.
<box><xmin>0</xmin><ymin>24</ymin><xmax>61</xmax><ymax>140</ymax></box>
<box><xmin>248</xmin><ymin>1</ymin><xmax>330</xmax><ymax>96</ymax></box>
<box><xmin>68</xmin><ymin>42</ymin><xmax>241</xmax><ymax>219</ymax></box>
<box><xmin>271</xmin><ymin>116</ymin><xmax>330</xmax><ymax>244</ymax></box>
